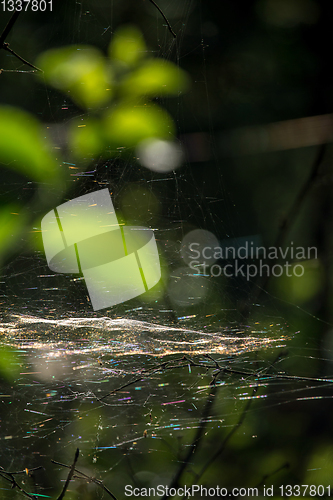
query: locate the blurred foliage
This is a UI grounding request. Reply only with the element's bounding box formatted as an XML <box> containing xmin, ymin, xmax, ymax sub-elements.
<box><xmin>37</xmin><ymin>45</ymin><xmax>113</xmax><ymax>108</ymax></box>
<box><xmin>0</xmin><ymin>204</ymin><xmax>25</xmax><ymax>258</ymax></box>
<box><xmin>109</xmin><ymin>24</ymin><xmax>148</xmax><ymax>66</ymax></box>
<box><xmin>0</xmin><ymin>107</ymin><xmax>58</xmax><ymax>183</ymax></box>
<box><xmin>102</xmin><ymin>103</ymin><xmax>175</xmax><ymax>149</ymax></box>
<box><xmin>0</xmin><ymin>23</ymin><xmax>189</xmax><ymax>426</ymax></box>
<box><xmin>0</xmin><ymin>24</ymin><xmax>189</xmax><ymax>261</ymax></box>
<box><xmin>36</xmin><ymin>24</ymin><xmax>189</xmax><ymax>161</ymax></box>
<box><xmin>0</xmin><ymin>105</ymin><xmax>63</xmax><ymax>266</ymax></box>
<box><xmin>272</xmin><ymin>258</ymin><xmax>323</xmax><ymax>304</ymax></box>
<box><xmin>0</xmin><ymin>345</ymin><xmax>20</xmax><ymax>381</ymax></box>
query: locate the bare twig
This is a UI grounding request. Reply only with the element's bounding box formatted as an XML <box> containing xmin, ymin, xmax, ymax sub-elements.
<box><xmin>0</xmin><ymin>466</ymin><xmax>43</xmax><ymax>475</ymax></box>
<box><xmin>0</xmin><ymin>68</ymin><xmax>37</xmax><ymax>73</ymax></box>
<box><xmin>159</xmin><ymin>348</ymin><xmax>333</xmax><ymax>499</ymax></box>
<box><xmin>0</xmin><ymin>11</ymin><xmax>42</xmax><ymax>72</ymax></box>
<box><xmin>0</xmin><ymin>11</ymin><xmax>21</xmax><ymax>46</ymax></box>
<box><xmin>56</xmin><ymin>448</ymin><xmax>79</xmax><ymax>500</ymax></box>
<box><xmin>240</xmin><ymin>143</ymin><xmax>327</xmax><ymax>320</ymax></box>
<box><xmin>195</xmin><ymin>385</ymin><xmax>258</xmax><ymax>483</ymax></box>
<box><xmin>147</xmin><ymin>0</ymin><xmax>177</xmax><ymax>38</ymax></box>
<box><xmin>2</xmin><ymin>43</ymin><xmax>41</xmax><ymax>71</ymax></box>
<box><xmin>0</xmin><ymin>466</ymin><xmax>39</xmax><ymax>499</ymax></box>
<box><xmin>99</xmin><ymin>353</ymin><xmax>333</xmax><ymax>404</ymax></box>
<box><xmin>51</xmin><ymin>459</ymin><xmax>118</xmax><ymax>500</ymax></box>
<box><xmin>255</xmin><ymin>462</ymin><xmax>290</xmax><ymax>489</ymax></box>
<box><xmin>274</xmin><ymin>143</ymin><xmax>326</xmax><ymax>249</ymax></box>
<box><xmin>98</xmin><ymin>357</ymin><xmax>187</xmax><ymax>401</ymax></box>
<box><xmin>161</xmin><ymin>386</ymin><xmax>217</xmax><ymax>500</ymax></box>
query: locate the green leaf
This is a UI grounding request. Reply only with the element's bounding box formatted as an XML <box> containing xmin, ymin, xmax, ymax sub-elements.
<box><xmin>272</xmin><ymin>259</ymin><xmax>323</xmax><ymax>304</ymax></box>
<box><xmin>0</xmin><ymin>204</ymin><xmax>25</xmax><ymax>258</ymax></box>
<box><xmin>36</xmin><ymin>46</ymin><xmax>113</xmax><ymax>109</ymax></box>
<box><xmin>103</xmin><ymin>102</ymin><xmax>175</xmax><ymax>149</ymax></box>
<box><xmin>69</xmin><ymin>118</ymin><xmax>105</xmax><ymax>159</ymax></box>
<box><xmin>108</xmin><ymin>25</ymin><xmax>147</xmax><ymax>66</ymax></box>
<box><xmin>120</xmin><ymin>58</ymin><xmax>190</xmax><ymax>97</ymax></box>
<box><xmin>0</xmin><ymin>204</ymin><xmax>28</xmax><ymax>263</ymax></box>
<box><xmin>0</xmin><ymin>345</ymin><xmax>21</xmax><ymax>381</ymax></box>
<box><xmin>0</xmin><ymin>106</ymin><xmax>58</xmax><ymax>182</ymax></box>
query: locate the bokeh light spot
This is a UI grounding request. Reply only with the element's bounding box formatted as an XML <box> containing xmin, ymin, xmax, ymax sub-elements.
<box><xmin>137</xmin><ymin>139</ymin><xmax>183</xmax><ymax>173</ymax></box>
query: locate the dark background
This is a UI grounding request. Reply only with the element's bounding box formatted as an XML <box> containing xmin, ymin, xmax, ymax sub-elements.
<box><xmin>2</xmin><ymin>0</ymin><xmax>333</xmax><ymax>498</ymax></box>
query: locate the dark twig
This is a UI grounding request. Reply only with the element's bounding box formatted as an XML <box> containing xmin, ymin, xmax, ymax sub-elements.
<box><xmin>51</xmin><ymin>459</ymin><xmax>118</xmax><ymax>500</ymax></box>
<box><xmin>203</xmin><ymin>353</ymin><xmax>258</xmax><ymax>380</ymax></box>
<box><xmin>162</xmin><ymin>386</ymin><xmax>217</xmax><ymax>500</ymax></box>
<box><xmin>99</xmin><ymin>353</ymin><xmax>333</xmax><ymax>404</ymax></box>
<box><xmin>98</xmin><ymin>374</ymin><xmax>152</xmax><ymax>401</ymax></box>
<box><xmin>0</xmin><ymin>466</ymin><xmax>39</xmax><ymax>499</ymax></box>
<box><xmin>195</xmin><ymin>385</ymin><xmax>258</xmax><ymax>483</ymax></box>
<box><xmin>147</xmin><ymin>0</ymin><xmax>177</xmax><ymax>38</ymax></box>
<box><xmin>168</xmin><ymin>387</ymin><xmax>259</xmax><ymax>500</ymax></box>
<box><xmin>274</xmin><ymin>143</ymin><xmax>326</xmax><ymax>250</ymax></box>
<box><xmin>0</xmin><ymin>11</ymin><xmax>42</xmax><ymax>72</ymax></box>
<box><xmin>0</xmin><ymin>11</ymin><xmax>21</xmax><ymax>46</ymax></box>
<box><xmin>202</xmin><ymin>353</ymin><xmax>333</xmax><ymax>384</ymax></box>
<box><xmin>255</xmin><ymin>462</ymin><xmax>290</xmax><ymax>489</ymax></box>
<box><xmin>99</xmin><ymin>357</ymin><xmax>186</xmax><ymax>401</ymax></box>
<box><xmin>2</xmin><ymin>43</ymin><xmax>42</xmax><ymax>71</ymax></box>
<box><xmin>0</xmin><ymin>466</ymin><xmax>43</xmax><ymax>475</ymax></box>
<box><xmin>56</xmin><ymin>448</ymin><xmax>79</xmax><ymax>500</ymax></box>
<box><xmin>0</xmin><ymin>68</ymin><xmax>37</xmax><ymax>73</ymax></box>
<box><xmin>98</xmin><ymin>354</ymin><xmax>228</xmax><ymax>402</ymax></box>
<box><xmin>240</xmin><ymin>143</ymin><xmax>327</xmax><ymax>320</ymax></box>
<box><xmin>160</xmin><ymin>349</ymin><xmax>333</xmax><ymax>499</ymax></box>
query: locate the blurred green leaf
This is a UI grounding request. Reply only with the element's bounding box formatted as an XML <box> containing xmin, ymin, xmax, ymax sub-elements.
<box><xmin>0</xmin><ymin>204</ymin><xmax>25</xmax><ymax>259</ymax></box>
<box><xmin>0</xmin><ymin>106</ymin><xmax>58</xmax><ymax>182</ymax></box>
<box><xmin>271</xmin><ymin>258</ymin><xmax>323</xmax><ymax>304</ymax></box>
<box><xmin>120</xmin><ymin>58</ymin><xmax>190</xmax><ymax>97</ymax></box>
<box><xmin>108</xmin><ymin>25</ymin><xmax>147</xmax><ymax>66</ymax></box>
<box><xmin>0</xmin><ymin>345</ymin><xmax>21</xmax><ymax>381</ymax></box>
<box><xmin>304</xmin><ymin>443</ymin><xmax>333</xmax><ymax>485</ymax></box>
<box><xmin>36</xmin><ymin>46</ymin><xmax>113</xmax><ymax>109</ymax></box>
<box><xmin>69</xmin><ymin>118</ymin><xmax>105</xmax><ymax>159</ymax></box>
<box><xmin>103</xmin><ymin>102</ymin><xmax>175</xmax><ymax>148</ymax></box>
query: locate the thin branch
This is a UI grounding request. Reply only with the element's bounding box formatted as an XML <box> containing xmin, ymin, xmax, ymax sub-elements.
<box><xmin>0</xmin><ymin>466</ymin><xmax>39</xmax><ymax>499</ymax></box>
<box><xmin>0</xmin><ymin>466</ymin><xmax>43</xmax><ymax>476</ymax></box>
<box><xmin>98</xmin><ymin>357</ymin><xmax>186</xmax><ymax>401</ymax></box>
<box><xmin>195</xmin><ymin>386</ymin><xmax>258</xmax><ymax>483</ymax></box>
<box><xmin>274</xmin><ymin>143</ymin><xmax>326</xmax><ymax>249</ymax></box>
<box><xmin>99</xmin><ymin>353</ymin><xmax>333</xmax><ymax>404</ymax></box>
<box><xmin>56</xmin><ymin>448</ymin><xmax>79</xmax><ymax>500</ymax></box>
<box><xmin>51</xmin><ymin>459</ymin><xmax>118</xmax><ymax>500</ymax></box>
<box><xmin>0</xmin><ymin>68</ymin><xmax>38</xmax><ymax>73</ymax></box>
<box><xmin>0</xmin><ymin>11</ymin><xmax>42</xmax><ymax>72</ymax></box>
<box><xmin>240</xmin><ymin>143</ymin><xmax>327</xmax><ymax>320</ymax></box>
<box><xmin>147</xmin><ymin>0</ymin><xmax>176</xmax><ymax>38</ymax></box>
<box><xmin>202</xmin><ymin>353</ymin><xmax>333</xmax><ymax>385</ymax></box>
<box><xmin>2</xmin><ymin>43</ymin><xmax>42</xmax><ymax>71</ymax></box>
<box><xmin>255</xmin><ymin>462</ymin><xmax>290</xmax><ymax>489</ymax></box>
<box><xmin>160</xmin><ymin>349</ymin><xmax>333</xmax><ymax>499</ymax></box>
<box><xmin>161</xmin><ymin>386</ymin><xmax>217</xmax><ymax>500</ymax></box>
<box><xmin>0</xmin><ymin>11</ymin><xmax>21</xmax><ymax>46</ymax></box>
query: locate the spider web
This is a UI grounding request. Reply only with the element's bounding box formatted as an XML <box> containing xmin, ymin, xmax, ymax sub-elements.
<box><xmin>1</xmin><ymin>1</ymin><xmax>333</xmax><ymax>498</ymax></box>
